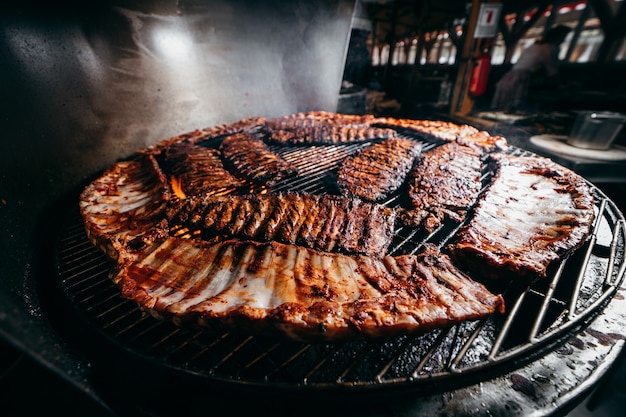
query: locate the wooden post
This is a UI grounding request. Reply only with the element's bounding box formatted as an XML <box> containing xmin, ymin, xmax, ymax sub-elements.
<box><xmin>449</xmin><ymin>0</ymin><xmax>483</xmax><ymax>117</ymax></box>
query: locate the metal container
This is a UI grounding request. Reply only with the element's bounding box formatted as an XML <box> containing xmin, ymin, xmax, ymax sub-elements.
<box><xmin>566</xmin><ymin>111</ymin><xmax>626</xmax><ymax>150</ymax></box>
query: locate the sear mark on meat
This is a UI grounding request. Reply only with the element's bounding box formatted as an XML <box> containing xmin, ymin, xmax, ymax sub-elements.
<box><xmin>399</xmin><ymin>142</ymin><xmax>482</xmax><ymax>232</ymax></box>
<box><xmin>143</xmin><ymin>117</ymin><xmax>266</xmax><ymax>152</ymax></box>
<box><xmin>267</xmin><ymin>110</ymin><xmax>379</xmax><ymax>127</ymax></box>
<box><xmin>448</xmin><ymin>154</ymin><xmax>595</xmax><ymax>282</ymax></box>
<box><xmin>79</xmin><ymin>153</ymin><xmax>170</xmax><ymax>261</ymax></box>
<box><xmin>267</xmin><ymin>125</ymin><xmax>398</xmax><ymax>145</ymax></box>
<box><xmin>167</xmin><ymin>192</ymin><xmax>396</xmax><ymax>257</ymax></box>
<box><xmin>159</xmin><ymin>142</ymin><xmax>245</xmax><ymax>198</ymax></box>
<box><xmin>113</xmin><ymin>239</ymin><xmax>505</xmax><ymax>341</ymax></box>
<box><xmin>374</xmin><ymin>117</ymin><xmax>508</xmax><ymax>155</ymax></box>
<box><xmin>219</xmin><ymin>132</ymin><xmax>298</xmax><ymax>187</ymax></box>
<box><xmin>265</xmin><ymin>111</ymin><xmax>397</xmax><ymax>145</ymax></box>
<box><xmin>337</xmin><ymin>137</ymin><xmax>422</xmax><ymax>202</ymax></box>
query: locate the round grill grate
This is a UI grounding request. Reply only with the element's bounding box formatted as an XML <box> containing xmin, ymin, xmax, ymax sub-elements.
<box><xmin>53</xmin><ymin>137</ymin><xmax>626</xmax><ymax>397</ymax></box>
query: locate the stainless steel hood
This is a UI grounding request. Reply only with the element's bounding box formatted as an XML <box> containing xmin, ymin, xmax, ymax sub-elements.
<box><xmin>0</xmin><ymin>0</ymin><xmax>356</xmax><ymax>409</ymax></box>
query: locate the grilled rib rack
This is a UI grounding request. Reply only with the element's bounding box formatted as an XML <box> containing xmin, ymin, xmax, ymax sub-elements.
<box><xmin>52</xmin><ymin>133</ymin><xmax>626</xmax><ymax>398</ymax></box>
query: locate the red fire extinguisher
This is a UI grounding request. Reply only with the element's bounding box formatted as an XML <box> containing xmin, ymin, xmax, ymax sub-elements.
<box><xmin>469</xmin><ymin>51</ymin><xmax>491</xmax><ymax>97</ymax></box>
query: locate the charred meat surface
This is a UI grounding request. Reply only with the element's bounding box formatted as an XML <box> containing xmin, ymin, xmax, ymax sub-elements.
<box><xmin>268</xmin><ymin>110</ymin><xmax>378</xmax><ymax>126</ymax></box>
<box><xmin>80</xmin><ymin>111</ymin><xmax>606</xmax><ymax>341</ymax></box>
<box><xmin>265</xmin><ymin>110</ymin><xmax>397</xmax><ymax>145</ymax></box>
<box><xmin>190</xmin><ymin>116</ymin><xmax>266</xmax><ymax>143</ymax></box>
<box><xmin>401</xmin><ymin>143</ymin><xmax>482</xmax><ymax>232</ymax></box>
<box><xmin>114</xmin><ymin>239</ymin><xmax>504</xmax><ymax>341</ymax></box>
<box><xmin>337</xmin><ymin>137</ymin><xmax>422</xmax><ymax>202</ymax></box>
<box><xmin>144</xmin><ymin>117</ymin><xmax>266</xmax><ymax>152</ymax></box>
<box><xmin>167</xmin><ymin>192</ymin><xmax>396</xmax><ymax>257</ymax></box>
<box><xmin>79</xmin><ymin>153</ymin><xmax>170</xmax><ymax>261</ymax></box>
<box><xmin>448</xmin><ymin>154</ymin><xmax>595</xmax><ymax>282</ymax></box>
<box><xmin>267</xmin><ymin>125</ymin><xmax>398</xmax><ymax>145</ymax></box>
<box><xmin>160</xmin><ymin>142</ymin><xmax>245</xmax><ymax>197</ymax></box>
<box><xmin>219</xmin><ymin>132</ymin><xmax>297</xmax><ymax>186</ymax></box>
<box><xmin>375</xmin><ymin>117</ymin><xmax>508</xmax><ymax>154</ymax></box>
<box><xmin>456</xmin><ymin>130</ymin><xmax>508</xmax><ymax>155</ymax></box>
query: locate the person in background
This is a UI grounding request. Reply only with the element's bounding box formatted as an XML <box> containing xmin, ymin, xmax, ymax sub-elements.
<box><xmin>491</xmin><ymin>25</ymin><xmax>571</xmax><ymax>112</ymax></box>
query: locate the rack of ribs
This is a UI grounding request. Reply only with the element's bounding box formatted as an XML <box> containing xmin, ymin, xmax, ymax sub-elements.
<box><xmin>219</xmin><ymin>132</ymin><xmax>298</xmax><ymax>186</ymax></box>
<box><xmin>337</xmin><ymin>137</ymin><xmax>422</xmax><ymax>202</ymax></box>
<box><xmin>167</xmin><ymin>192</ymin><xmax>397</xmax><ymax>257</ymax></box>
<box><xmin>448</xmin><ymin>154</ymin><xmax>595</xmax><ymax>282</ymax></box>
<box><xmin>399</xmin><ymin>143</ymin><xmax>482</xmax><ymax>232</ymax></box>
<box><xmin>113</xmin><ymin>238</ymin><xmax>505</xmax><ymax>341</ymax></box>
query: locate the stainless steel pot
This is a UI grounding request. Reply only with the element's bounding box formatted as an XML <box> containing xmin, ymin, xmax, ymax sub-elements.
<box><xmin>567</xmin><ymin>111</ymin><xmax>626</xmax><ymax>150</ymax></box>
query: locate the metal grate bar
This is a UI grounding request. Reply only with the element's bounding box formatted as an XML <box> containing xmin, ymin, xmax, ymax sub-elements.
<box><xmin>301</xmin><ymin>344</ymin><xmax>345</xmax><ymax>383</ymax></box>
<box><xmin>150</xmin><ymin>327</ymin><xmax>184</xmax><ymax>349</ymax></box>
<box><xmin>62</xmin><ymin>261</ymin><xmax>111</xmax><ymax>290</ymax></box>
<box><xmin>88</xmin><ymin>292</ymin><xmax>138</xmax><ymax>321</ymax></box>
<box><xmin>607</xmin><ymin>219</ymin><xmax>626</xmax><ymax>287</ymax></box>
<box><xmin>411</xmin><ymin>328</ymin><xmax>451</xmax><ymax>378</ymax></box>
<box><xmin>74</xmin><ymin>284</ymin><xmax>120</xmax><ymax>310</ymax></box>
<box><xmin>334</xmin><ymin>341</ymin><xmax>383</xmax><ymax>384</ymax></box>
<box><xmin>529</xmin><ymin>261</ymin><xmax>567</xmax><ymax>342</ymax></box>
<box><xmin>375</xmin><ymin>335</ymin><xmax>420</xmax><ymax>382</ymax></box>
<box><xmin>568</xmin><ymin>199</ymin><xmax>608</xmax><ymax>319</ymax></box>
<box><xmin>238</xmin><ymin>341</ymin><xmax>283</xmax><ymax>372</ymax></box>
<box><xmin>263</xmin><ymin>343</ymin><xmax>312</xmax><ymax>380</ymax></box>
<box><xmin>126</xmin><ymin>318</ymin><xmax>168</xmax><ymax>343</ymax></box>
<box><xmin>388</xmin><ymin>227</ymin><xmax>421</xmax><ymax>255</ymax></box>
<box><xmin>113</xmin><ymin>311</ymin><xmax>155</xmax><ymax>338</ymax></box>
<box><xmin>449</xmin><ymin>319</ymin><xmax>489</xmax><ymax>371</ymax></box>
<box><xmin>489</xmin><ymin>288</ymin><xmax>530</xmax><ymax>360</ymax></box>
<box><xmin>57</xmin><ymin>237</ymin><xmax>98</xmax><ymax>260</ymax></box>
<box><xmin>184</xmin><ymin>331</ymin><xmax>233</xmax><ymax>365</ymax></box>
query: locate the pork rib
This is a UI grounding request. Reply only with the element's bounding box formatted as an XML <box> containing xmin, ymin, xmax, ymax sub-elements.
<box><xmin>114</xmin><ymin>239</ymin><xmax>504</xmax><ymax>340</ymax></box>
<box><xmin>375</xmin><ymin>117</ymin><xmax>508</xmax><ymax>155</ymax></box>
<box><xmin>448</xmin><ymin>154</ymin><xmax>595</xmax><ymax>282</ymax></box>
<box><xmin>265</xmin><ymin>111</ymin><xmax>397</xmax><ymax>145</ymax></box>
<box><xmin>400</xmin><ymin>143</ymin><xmax>482</xmax><ymax>232</ymax></box>
<box><xmin>79</xmin><ymin>154</ymin><xmax>170</xmax><ymax>261</ymax></box>
<box><xmin>144</xmin><ymin>117</ymin><xmax>266</xmax><ymax>152</ymax></box>
<box><xmin>337</xmin><ymin>137</ymin><xmax>422</xmax><ymax>202</ymax></box>
<box><xmin>267</xmin><ymin>110</ymin><xmax>378</xmax><ymax>127</ymax></box>
<box><xmin>219</xmin><ymin>132</ymin><xmax>298</xmax><ymax>186</ymax></box>
<box><xmin>167</xmin><ymin>192</ymin><xmax>396</xmax><ymax>257</ymax></box>
<box><xmin>160</xmin><ymin>142</ymin><xmax>245</xmax><ymax>197</ymax></box>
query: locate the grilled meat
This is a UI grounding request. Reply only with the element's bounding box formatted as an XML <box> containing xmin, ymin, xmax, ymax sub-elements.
<box><xmin>167</xmin><ymin>192</ymin><xmax>396</xmax><ymax>257</ymax></box>
<box><xmin>79</xmin><ymin>154</ymin><xmax>170</xmax><ymax>261</ymax></box>
<box><xmin>448</xmin><ymin>154</ymin><xmax>595</xmax><ymax>282</ymax></box>
<box><xmin>113</xmin><ymin>238</ymin><xmax>504</xmax><ymax>340</ymax></box>
<box><xmin>144</xmin><ymin>117</ymin><xmax>266</xmax><ymax>152</ymax></box>
<box><xmin>267</xmin><ymin>125</ymin><xmax>398</xmax><ymax>145</ymax></box>
<box><xmin>400</xmin><ymin>143</ymin><xmax>482</xmax><ymax>232</ymax></box>
<box><xmin>456</xmin><ymin>130</ymin><xmax>508</xmax><ymax>155</ymax></box>
<box><xmin>337</xmin><ymin>137</ymin><xmax>422</xmax><ymax>202</ymax></box>
<box><xmin>265</xmin><ymin>111</ymin><xmax>397</xmax><ymax>145</ymax></box>
<box><xmin>375</xmin><ymin>118</ymin><xmax>473</xmax><ymax>140</ymax></box>
<box><xmin>219</xmin><ymin>132</ymin><xmax>298</xmax><ymax>186</ymax></box>
<box><xmin>80</xmin><ymin>111</ymin><xmax>606</xmax><ymax>341</ymax></box>
<box><xmin>160</xmin><ymin>142</ymin><xmax>245</xmax><ymax>197</ymax></box>
<box><xmin>191</xmin><ymin>116</ymin><xmax>266</xmax><ymax>143</ymax></box>
<box><xmin>267</xmin><ymin>110</ymin><xmax>378</xmax><ymax>128</ymax></box>
<box><xmin>375</xmin><ymin>117</ymin><xmax>507</xmax><ymax>154</ymax></box>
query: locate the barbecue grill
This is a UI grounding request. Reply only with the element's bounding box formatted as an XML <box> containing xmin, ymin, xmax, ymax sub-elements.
<box><xmin>2</xmin><ymin>1</ymin><xmax>626</xmax><ymax>416</ymax></box>
<box><xmin>47</xmin><ymin>130</ymin><xmax>626</xmax><ymax>411</ymax></box>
